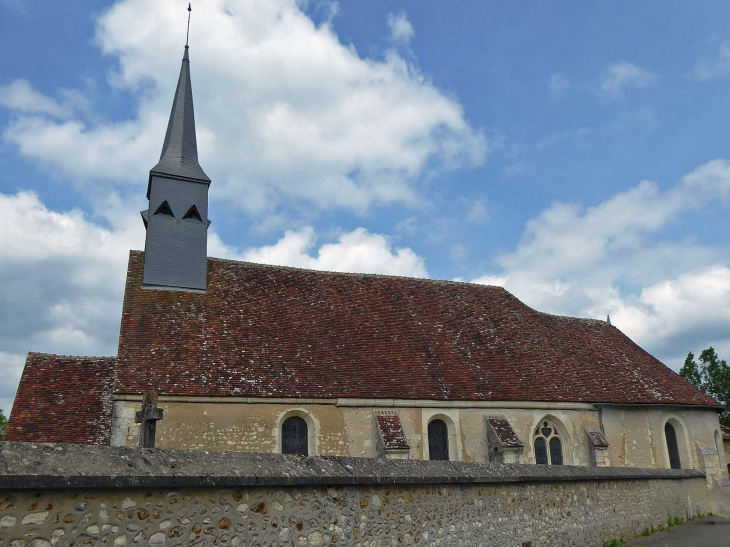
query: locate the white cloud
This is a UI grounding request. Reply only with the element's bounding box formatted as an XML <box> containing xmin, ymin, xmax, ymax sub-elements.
<box><xmin>696</xmin><ymin>43</ymin><xmax>730</xmax><ymax>81</ymax></box>
<box><xmin>387</xmin><ymin>11</ymin><xmax>415</xmax><ymax>44</ymax></box>
<box><xmin>548</xmin><ymin>74</ymin><xmax>569</xmax><ymax>98</ymax></box>
<box><xmin>237</xmin><ymin>226</ymin><xmax>428</xmax><ymax>277</ymax></box>
<box><xmin>1</xmin><ymin>0</ymin><xmax>485</xmax><ymax>215</ymax></box>
<box><xmin>467</xmin><ymin>158</ymin><xmax>730</xmax><ymax>369</ymax></box>
<box><xmin>0</xmin><ymin>79</ymin><xmax>72</xmax><ymax>118</ymax></box>
<box><xmin>470</xmin><ymin>274</ymin><xmax>507</xmax><ymax>287</ymax></box>
<box><xmin>0</xmin><ymin>352</ymin><xmax>25</xmax><ymax>417</ymax></box>
<box><xmin>0</xmin><ymin>190</ymin><xmax>144</xmax><ymax>413</ymax></box>
<box><xmin>599</xmin><ymin>61</ymin><xmax>655</xmax><ymax>98</ymax></box>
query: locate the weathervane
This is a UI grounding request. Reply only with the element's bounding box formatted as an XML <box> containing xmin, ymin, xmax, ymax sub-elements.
<box><xmin>186</xmin><ymin>3</ymin><xmax>192</xmax><ymax>47</ymax></box>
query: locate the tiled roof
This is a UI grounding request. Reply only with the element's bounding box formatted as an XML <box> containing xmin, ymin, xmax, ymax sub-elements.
<box><xmin>485</xmin><ymin>416</ymin><xmax>524</xmax><ymax>448</ymax></box>
<box><xmin>6</xmin><ymin>353</ymin><xmax>116</xmax><ymax>445</ymax></box>
<box><xmin>722</xmin><ymin>426</ymin><xmax>730</xmax><ymax>442</ymax></box>
<box><xmin>585</xmin><ymin>427</ymin><xmax>610</xmax><ymax>448</ymax></box>
<box><xmin>115</xmin><ymin>251</ymin><xmax>721</xmax><ymax>407</ymax></box>
<box><xmin>374</xmin><ymin>410</ymin><xmax>410</xmax><ymax>450</ymax></box>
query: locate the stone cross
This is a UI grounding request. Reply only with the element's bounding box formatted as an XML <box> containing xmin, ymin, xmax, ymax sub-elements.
<box><xmin>135</xmin><ymin>392</ymin><xmax>164</xmax><ymax>448</ymax></box>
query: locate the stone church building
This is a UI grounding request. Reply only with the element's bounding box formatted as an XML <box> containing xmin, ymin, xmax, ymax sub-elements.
<box><xmin>6</xmin><ymin>44</ymin><xmax>729</xmax><ymax>484</ymax></box>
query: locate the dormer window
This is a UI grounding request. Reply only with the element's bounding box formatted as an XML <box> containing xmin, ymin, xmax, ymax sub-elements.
<box><xmin>182</xmin><ymin>204</ymin><xmax>203</xmax><ymax>222</ymax></box>
<box><xmin>154</xmin><ymin>200</ymin><xmax>174</xmax><ymax>217</ymax></box>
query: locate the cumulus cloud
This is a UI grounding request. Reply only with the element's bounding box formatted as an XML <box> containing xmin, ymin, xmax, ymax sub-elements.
<box><xmin>599</xmin><ymin>61</ymin><xmax>655</xmax><ymax>98</ymax></box>
<box><xmin>0</xmin><ymin>352</ymin><xmax>25</xmax><ymax>417</ymax></box>
<box><xmin>0</xmin><ymin>190</ymin><xmax>143</xmax><ymax>413</ymax></box>
<box><xmin>236</xmin><ymin>226</ymin><xmax>428</xmax><ymax>277</ymax></box>
<box><xmin>0</xmin><ymin>0</ymin><xmax>485</xmax><ymax>215</ymax></box>
<box><xmin>0</xmin><ymin>80</ymin><xmax>72</xmax><ymax>118</ymax></box>
<box><xmin>387</xmin><ymin>11</ymin><xmax>415</xmax><ymax>44</ymax></box>
<box><xmin>469</xmin><ymin>158</ymin><xmax>730</xmax><ymax>369</ymax></box>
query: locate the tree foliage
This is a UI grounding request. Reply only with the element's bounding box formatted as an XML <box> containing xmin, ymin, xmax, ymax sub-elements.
<box><xmin>679</xmin><ymin>347</ymin><xmax>730</xmax><ymax>428</ymax></box>
<box><xmin>0</xmin><ymin>407</ymin><xmax>7</xmax><ymax>441</ymax></box>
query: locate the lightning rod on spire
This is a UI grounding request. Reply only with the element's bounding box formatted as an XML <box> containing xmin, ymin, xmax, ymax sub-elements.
<box><xmin>186</xmin><ymin>3</ymin><xmax>192</xmax><ymax>47</ymax></box>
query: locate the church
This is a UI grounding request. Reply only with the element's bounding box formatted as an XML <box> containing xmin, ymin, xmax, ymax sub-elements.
<box><xmin>6</xmin><ymin>43</ymin><xmax>729</xmax><ymax>484</ymax></box>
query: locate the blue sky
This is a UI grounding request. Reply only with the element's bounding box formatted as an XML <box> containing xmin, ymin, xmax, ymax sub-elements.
<box><xmin>1</xmin><ymin>0</ymin><xmax>729</xmax><ymax>413</ymax></box>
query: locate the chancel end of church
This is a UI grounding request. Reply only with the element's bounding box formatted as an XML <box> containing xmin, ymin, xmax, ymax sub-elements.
<box><xmin>6</xmin><ymin>40</ymin><xmax>729</xmax><ymax>485</ymax></box>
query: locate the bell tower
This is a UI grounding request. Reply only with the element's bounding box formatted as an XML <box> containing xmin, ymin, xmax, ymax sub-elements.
<box><xmin>141</xmin><ymin>40</ymin><xmax>210</xmax><ymax>292</ymax></box>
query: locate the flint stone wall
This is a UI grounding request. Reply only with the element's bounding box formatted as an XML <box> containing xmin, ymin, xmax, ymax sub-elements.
<box><xmin>0</xmin><ymin>442</ymin><xmax>716</xmax><ymax>547</ymax></box>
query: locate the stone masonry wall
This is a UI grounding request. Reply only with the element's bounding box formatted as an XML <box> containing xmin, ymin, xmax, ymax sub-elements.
<box><xmin>0</xmin><ymin>442</ymin><xmax>724</xmax><ymax>547</ymax></box>
<box><xmin>0</xmin><ymin>479</ymin><xmax>712</xmax><ymax>547</ymax></box>
<box><xmin>110</xmin><ymin>399</ymin><xmax>728</xmax><ymax>482</ymax></box>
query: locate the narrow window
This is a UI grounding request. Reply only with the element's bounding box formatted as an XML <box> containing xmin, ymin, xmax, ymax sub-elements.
<box><xmin>534</xmin><ymin>437</ymin><xmax>548</xmax><ymax>464</ymax></box>
<box><xmin>282</xmin><ymin>416</ymin><xmax>308</xmax><ymax>456</ymax></box>
<box><xmin>533</xmin><ymin>419</ymin><xmax>565</xmax><ymax>465</ymax></box>
<box><xmin>428</xmin><ymin>419</ymin><xmax>449</xmax><ymax>461</ymax></box>
<box><xmin>665</xmin><ymin>423</ymin><xmax>681</xmax><ymax>469</ymax></box>
<box><xmin>549</xmin><ymin>437</ymin><xmax>563</xmax><ymax>465</ymax></box>
<box><xmin>182</xmin><ymin>204</ymin><xmax>203</xmax><ymax>222</ymax></box>
<box><xmin>154</xmin><ymin>200</ymin><xmax>174</xmax><ymax>217</ymax></box>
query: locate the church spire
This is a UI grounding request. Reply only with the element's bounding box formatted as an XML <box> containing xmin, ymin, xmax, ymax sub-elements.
<box><xmin>149</xmin><ymin>43</ymin><xmax>210</xmax><ymax>187</ymax></box>
<box><xmin>141</xmin><ymin>4</ymin><xmax>211</xmax><ymax>292</ymax></box>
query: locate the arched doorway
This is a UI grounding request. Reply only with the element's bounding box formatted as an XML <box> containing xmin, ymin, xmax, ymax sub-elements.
<box><xmin>428</xmin><ymin>419</ymin><xmax>449</xmax><ymax>461</ymax></box>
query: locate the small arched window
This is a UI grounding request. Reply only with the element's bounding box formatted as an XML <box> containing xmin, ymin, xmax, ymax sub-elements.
<box><xmin>428</xmin><ymin>419</ymin><xmax>449</xmax><ymax>461</ymax></box>
<box><xmin>534</xmin><ymin>420</ymin><xmax>563</xmax><ymax>465</ymax></box>
<box><xmin>665</xmin><ymin>423</ymin><xmax>681</xmax><ymax>469</ymax></box>
<box><xmin>282</xmin><ymin>416</ymin><xmax>308</xmax><ymax>456</ymax></box>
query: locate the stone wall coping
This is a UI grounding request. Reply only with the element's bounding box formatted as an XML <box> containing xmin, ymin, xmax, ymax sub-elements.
<box><xmin>0</xmin><ymin>442</ymin><xmax>705</xmax><ymax>490</ymax></box>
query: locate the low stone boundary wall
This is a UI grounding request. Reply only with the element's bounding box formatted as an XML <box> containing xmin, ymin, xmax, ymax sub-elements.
<box><xmin>0</xmin><ymin>442</ymin><xmax>714</xmax><ymax>546</ymax></box>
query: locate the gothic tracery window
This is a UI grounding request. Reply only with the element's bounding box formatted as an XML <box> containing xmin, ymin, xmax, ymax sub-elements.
<box><xmin>533</xmin><ymin>420</ymin><xmax>563</xmax><ymax>465</ymax></box>
<box><xmin>282</xmin><ymin>416</ymin><xmax>308</xmax><ymax>456</ymax></box>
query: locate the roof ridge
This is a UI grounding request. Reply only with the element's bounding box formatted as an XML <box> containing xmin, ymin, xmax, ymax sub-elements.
<box><xmin>28</xmin><ymin>352</ymin><xmax>117</xmax><ymax>361</ymax></box>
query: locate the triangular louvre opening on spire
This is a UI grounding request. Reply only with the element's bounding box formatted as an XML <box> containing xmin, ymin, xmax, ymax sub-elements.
<box><xmin>182</xmin><ymin>204</ymin><xmax>203</xmax><ymax>222</ymax></box>
<box><xmin>154</xmin><ymin>200</ymin><xmax>175</xmax><ymax>217</ymax></box>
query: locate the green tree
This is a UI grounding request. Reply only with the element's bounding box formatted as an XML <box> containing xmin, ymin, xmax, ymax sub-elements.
<box><xmin>680</xmin><ymin>347</ymin><xmax>730</xmax><ymax>428</ymax></box>
<box><xmin>0</xmin><ymin>407</ymin><xmax>7</xmax><ymax>441</ymax></box>
<box><xmin>679</xmin><ymin>351</ymin><xmax>702</xmax><ymax>388</ymax></box>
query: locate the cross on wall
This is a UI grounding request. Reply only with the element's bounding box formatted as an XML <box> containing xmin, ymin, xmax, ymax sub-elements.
<box><xmin>135</xmin><ymin>392</ymin><xmax>164</xmax><ymax>448</ymax></box>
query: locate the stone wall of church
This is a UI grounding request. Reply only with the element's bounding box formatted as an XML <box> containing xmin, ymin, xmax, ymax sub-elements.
<box><xmin>111</xmin><ymin>399</ymin><xmax>727</xmax><ymax>479</ymax></box>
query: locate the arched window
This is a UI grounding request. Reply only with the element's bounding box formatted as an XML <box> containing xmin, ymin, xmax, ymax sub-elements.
<box><xmin>534</xmin><ymin>419</ymin><xmax>563</xmax><ymax>465</ymax></box>
<box><xmin>428</xmin><ymin>419</ymin><xmax>449</xmax><ymax>461</ymax></box>
<box><xmin>665</xmin><ymin>422</ymin><xmax>681</xmax><ymax>469</ymax></box>
<box><xmin>282</xmin><ymin>416</ymin><xmax>308</xmax><ymax>456</ymax></box>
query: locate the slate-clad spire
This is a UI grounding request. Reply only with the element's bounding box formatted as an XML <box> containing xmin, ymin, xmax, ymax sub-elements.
<box><xmin>142</xmin><ymin>37</ymin><xmax>211</xmax><ymax>292</ymax></box>
<box><xmin>149</xmin><ymin>45</ymin><xmax>210</xmax><ymax>185</ymax></box>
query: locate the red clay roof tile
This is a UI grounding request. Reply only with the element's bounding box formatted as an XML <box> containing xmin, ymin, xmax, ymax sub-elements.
<box><xmin>114</xmin><ymin>251</ymin><xmax>720</xmax><ymax>408</ymax></box>
<box><xmin>374</xmin><ymin>410</ymin><xmax>410</xmax><ymax>450</ymax></box>
<box><xmin>6</xmin><ymin>353</ymin><xmax>116</xmax><ymax>445</ymax></box>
